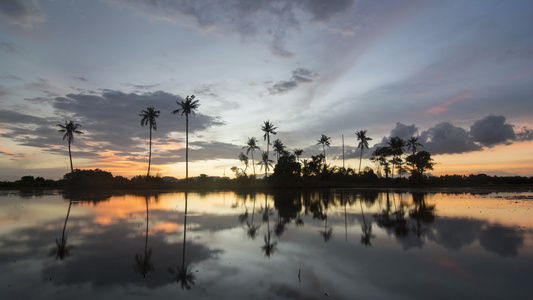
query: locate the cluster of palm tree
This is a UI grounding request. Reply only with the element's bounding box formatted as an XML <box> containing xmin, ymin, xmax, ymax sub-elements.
<box><xmin>234</xmin><ymin>121</ymin><xmax>377</xmax><ymax>178</ymax></box>
<box><xmin>58</xmin><ymin>95</ymin><xmax>200</xmax><ymax>179</ymax></box>
<box><xmin>370</xmin><ymin>136</ymin><xmax>429</xmax><ymax>178</ymax></box>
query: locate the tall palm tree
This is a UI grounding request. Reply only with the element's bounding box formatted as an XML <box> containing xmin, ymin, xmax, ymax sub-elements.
<box><xmin>57</xmin><ymin>121</ymin><xmax>83</xmax><ymax>173</ymax></box>
<box><xmin>169</xmin><ymin>192</ymin><xmax>195</xmax><ymax>289</ymax></box>
<box><xmin>261</xmin><ymin>120</ymin><xmax>277</xmax><ymax>161</ymax></box>
<box><xmin>356</xmin><ymin>130</ymin><xmax>372</xmax><ymax>173</ymax></box>
<box><xmin>272</xmin><ymin>139</ymin><xmax>286</xmax><ymax>162</ymax></box>
<box><xmin>139</xmin><ymin>107</ymin><xmax>160</xmax><ymax>177</ymax></box>
<box><xmin>316</xmin><ymin>134</ymin><xmax>331</xmax><ymax>165</ymax></box>
<box><xmin>49</xmin><ymin>200</ymin><xmax>74</xmax><ymax>260</ymax></box>
<box><xmin>172</xmin><ymin>95</ymin><xmax>200</xmax><ymax>180</ymax></box>
<box><xmin>244</xmin><ymin>137</ymin><xmax>260</xmax><ymax>175</ymax></box>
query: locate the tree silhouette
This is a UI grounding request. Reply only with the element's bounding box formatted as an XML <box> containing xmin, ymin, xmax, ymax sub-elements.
<box><xmin>172</xmin><ymin>95</ymin><xmax>200</xmax><ymax>180</ymax></box>
<box><xmin>317</xmin><ymin>134</ymin><xmax>331</xmax><ymax>165</ymax></box>
<box><xmin>272</xmin><ymin>139</ymin><xmax>286</xmax><ymax>162</ymax></box>
<box><xmin>260</xmin><ymin>194</ymin><xmax>277</xmax><ymax>257</ymax></box>
<box><xmin>139</xmin><ymin>107</ymin><xmax>160</xmax><ymax>177</ymax></box>
<box><xmin>407</xmin><ymin>136</ymin><xmax>423</xmax><ymax>155</ymax></box>
<box><xmin>360</xmin><ymin>198</ymin><xmax>375</xmax><ymax>246</ymax></box>
<box><xmin>356</xmin><ymin>130</ymin><xmax>372</xmax><ymax>173</ymax></box>
<box><xmin>258</xmin><ymin>152</ymin><xmax>274</xmax><ymax>177</ymax></box>
<box><xmin>261</xmin><ymin>120</ymin><xmax>277</xmax><ymax>167</ymax></box>
<box><xmin>406</xmin><ymin>151</ymin><xmax>435</xmax><ymax>184</ymax></box>
<box><xmin>246</xmin><ymin>194</ymin><xmax>260</xmax><ymax>239</ymax></box>
<box><xmin>135</xmin><ymin>196</ymin><xmax>154</xmax><ymax>278</ymax></box>
<box><xmin>387</xmin><ymin>137</ymin><xmax>406</xmax><ymax>178</ymax></box>
<box><xmin>238</xmin><ymin>152</ymin><xmax>249</xmax><ymax>176</ymax></box>
<box><xmin>244</xmin><ymin>137</ymin><xmax>260</xmax><ymax>175</ymax></box>
<box><xmin>293</xmin><ymin>148</ymin><xmax>304</xmax><ymax>163</ymax></box>
<box><xmin>57</xmin><ymin>121</ymin><xmax>83</xmax><ymax>173</ymax></box>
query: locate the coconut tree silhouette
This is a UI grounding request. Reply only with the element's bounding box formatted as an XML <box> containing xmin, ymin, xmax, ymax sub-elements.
<box><xmin>172</xmin><ymin>95</ymin><xmax>200</xmax><ymax>180</ymax></box>
<box><xmin>139</xmin><ymin>107</ymin><xmax>160</xmax><ymax>177</ymax></box>
<box><xmin>261</xmin><ymin>120</ymin><xmax>277</xmax><ymax>163</ymax></box>
<box><xmin>317</xmin><ymin>134</ymin><xmax>331</xmax><ymax>165</ymax></box>
<box><xmin>387</xmin><ymin>137</ymin><xmax>406</xmax><ymax>178</ymax></box>
<box><xmin>49</xmin><ymin>200</ymin><xmax>74</xmax><ymax>260</ymax></box>
<box><xmin>244</xmin><ymin>137</ymin><xmax>260</xmax><ymax>175</ymax></box>
<box><xmin>360</xmin><ymin>198</ymin><xmax>375</xmax><ymax>246</ymax></box>
<box><xmin>169</xmin><ymin>193</ymin><xmax>195</xmax><ymax>290</ymax></box>
<box><xmin>135</xmin><ymin>196</ymin><xmax>154</xmax><ymax>278</ymax></box>
<box><xmin>356</xmin><ymin>130</ymin><xmax>372</xmax><ymax>173</ymax></box>
<box><xmin>319</xmin><ymin>197</ymin><xmax>333</xmax><ymax>242</ymax></box>
<box><xmin>57</xmin><ymin>121</ymin><xmax>83</xmax><ymax>173</ymax></box>
<box><xmin>272</xmin><ymin>139</ymin><xmax>286</xmax><ymax>162</ymax></box>
<box><xmin>293</xmin><ymin>148</ymin><xmax>304</xmax><ymax>164</ymax></box>
<box><xmin>258</xmin><ymin>152</ymin><xmax>274</xmax><ymax>177</ymax></box>
<box><xmin>407</xmin><ymin>136</ymin><xmax>423</xmax><ymax>155</ymax></box>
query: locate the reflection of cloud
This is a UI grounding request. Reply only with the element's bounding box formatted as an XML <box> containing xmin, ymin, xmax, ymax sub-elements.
<box><xmin>479</xmin><ymin>224</ymin><xmax>524</xmax><ymax>257</ymax></box>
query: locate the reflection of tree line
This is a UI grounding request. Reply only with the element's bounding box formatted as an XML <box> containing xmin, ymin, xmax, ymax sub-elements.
<box><xmin>234</xmin><ymin>190</ymin><xmax>438</xmax><ymax>254</ymax></box>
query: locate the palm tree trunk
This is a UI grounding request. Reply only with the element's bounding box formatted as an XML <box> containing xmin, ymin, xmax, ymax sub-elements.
<box><xmin>185</xmin><ymin>115</ymin><xmax>189</xmax><ymax>180</ymax></box>
<box><xmin>359</xmin><ymin>148</ymin><xmax>363</xmax><ymax>173</ymax></box>
<box><xmin>251</xmin><ymin>152</ymin><xmax>255</xmax><ymax>175</ymax></box>
<box><xmin>68</xmin><ymin>139</ymin><xmax>73</xmax><ymax>173</ymax></box>
<box><xmin>147</xmin><ymin>128</ymin><xmax>152</xmax><ymax>177</ymax></box>
<box><xmin>144</xmin><ymin>196</ymin><xmax>149</xmax><ymax>261</ymax></box>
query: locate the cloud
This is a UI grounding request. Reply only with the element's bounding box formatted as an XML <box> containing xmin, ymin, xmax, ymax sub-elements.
<box><xmin>107</xmin><ymin>0</ymin><xmax>354</xmax><ymax>56</ymax></box>
<box><xmin>420</xmin><ymin>122</ymin><xmax>481</xmax><ymax>155</ymax></box>
<box><xmin>269</xmin><ymin>68</ymin><xmax>318</xmax><ymax>94</ymax></box>
<box><xmin>469</xmin><ymin>114</ymin><xmax>515</xmax><ymax>147</ymax></box>
<box><xmin>0</xmin><ymin>41</ymin><xmax>21</xmax><ymax>53</ymax></box>
<box><xmin>0</xmin><ymin>0</ymin><xmax>46</xmax><ymax>27</ymax></box>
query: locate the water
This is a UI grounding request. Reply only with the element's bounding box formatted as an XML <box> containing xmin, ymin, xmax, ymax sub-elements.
<box><xmin>1</xmin><ymin>189</ymin><xmax>532</xmax><ymax>299</ymax></box>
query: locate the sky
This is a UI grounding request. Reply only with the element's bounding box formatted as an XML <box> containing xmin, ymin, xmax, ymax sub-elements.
<box><xmin>1</xmin><ymin>0</ymin><xmax>532</xmax><ymax>181</ymax></box>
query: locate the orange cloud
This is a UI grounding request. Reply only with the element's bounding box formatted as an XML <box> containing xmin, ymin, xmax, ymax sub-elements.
<box><xmin>424</xmin><ymin>90</ymin><xmax>468</xmax><ymax>116</ymax></box>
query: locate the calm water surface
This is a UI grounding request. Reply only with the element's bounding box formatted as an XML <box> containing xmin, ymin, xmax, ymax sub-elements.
<box><xmin>1</xmin><ymin>189</ymin><xmax>532</xmax><ymax>299</ymax></box>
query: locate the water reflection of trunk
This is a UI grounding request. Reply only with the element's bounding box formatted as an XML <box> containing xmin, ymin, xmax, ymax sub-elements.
<box><xmin>246</xmin><ymin>194</ymin><xmax>260</xmax><ymax>239</ymax></box>
<box><xmin>360</xmin><ymin>198</ymin><xmax>374</xmax><ymax>246</ymax></box>
<box><xmin>409</xmin><ymin>193</ymin><xmax>435</xmax><ymax>237</ymax></box>
<box><xmin>50</xmin><ymin>200</ymin><xmax>74</xmax><ymax>260</ymax></box>
<box><xmin>320</xmin><ymin>197</ymin><xmax>333</xmax><ymax>242</ymax></box>
<box><xmin>135</xmin><ymin>196</ymin><xmax>154</xmax><ymax>278</ymax></box>
<box><xmin>261</xmin><ymin>194</ymin><xmax>277</xmax><ymax>257</ymax></box>
<box><xmin>169</xmin><ymin>192</ymin><xmax>195</xmax><ymax>290</ymax></box>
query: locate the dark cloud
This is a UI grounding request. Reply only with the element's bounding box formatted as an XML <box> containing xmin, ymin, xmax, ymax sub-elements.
<box><xmin>269</xmin><ymin>68</ymin><xmax>317</xmax><ymax>94</ymax></box>
<box><xmin>419</xmin><ymin>122</ymin><xmax>481</xmax><ymax>155</ymax></box>
<box><xmin>123</xmin><ymin>82</ymin><xmax>159</xmax><ymax>90</ymax></box>
<box><xmin>108</xmin><ymin>0</ymin><xmax>354</xmax><ymax>56</ymax></box>
<box><xmin>469</xmin><ymin>114</ymin><xmax>515</xmax><ymax>147</ymax></box>
<box><xmin>0</xmin><ymin>0</ymin><xmax>46</xmax><ymax>27</ymax></box>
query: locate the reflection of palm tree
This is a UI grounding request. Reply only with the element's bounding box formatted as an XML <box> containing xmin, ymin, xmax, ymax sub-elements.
<box><xmin>57</xmin><ymin>121</ymin><xmax>83</xmax><ymax>173</ymax></box>
<box><xmin>360</xmin><ymin>198</ymin><xmax>375</xmax><ymax>246</ymax></box>
<box><xmin>261</xmin><ymin>194</ymin><xmax>277</xmax><ymax>257</ymax></box>
<box><xmin>50</xmin><ymin>201</ymin><xmax>74</xmax><ymax>260</ymax></box>
<box><xmin>319</xmin><ymin>198</ymin><xmax>333</xmax><ymax>242</ymax></box>
<box><xmin>135</xmin><ymin>196</ymin><xmax>154</xmax><ymax>278</ymax></box>
<box><xmin>172</xmin><ymin>95</ymin><xmax>200</xmax><ymax>180</ymax></box>
<box><xmin>246</xmin><ymin>194</ymin><xmax>260</xmax><ymax>239</ymax></box>
<box><xmin>356</xmin><ymin>130</ymin><xmax>372</xmax><ymax>173</ymax></box>
<box><xmin>139</xmin><ymin>107</ymin><xmax>160</xmax><ymax>177</ymax></box>
<box><xmin>169</xmin><ymin>193</ymin><xmax>195</xmax><ymax>290</ymax></box>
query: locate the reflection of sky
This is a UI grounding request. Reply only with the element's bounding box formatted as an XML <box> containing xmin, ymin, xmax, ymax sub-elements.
<box><xmin>0</xmin><ymin>190</ymin><xmax>532</xmax><ymax>299</ymax></box>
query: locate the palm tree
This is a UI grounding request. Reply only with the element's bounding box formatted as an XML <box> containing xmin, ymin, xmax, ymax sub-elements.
<box><xmin>272</xmin><ymin>139</ymin><xmax>286</xmax><ymax>162</ymax></box>
<box><xmin>316</xmin><ymin>134</ymin><xmax>331</xmax><ymax>165</ymax></box>
<box><xmin>169</xmin><ymin>192</ymin><xmax>195</xmax><ymax>290</ymax></box>
<box><xmin>407</xmin><ymin>136</ymin><xmax>423</xmax><ymax>155</ymax></box>
<box><xmin>244</xmin><ymin>137</ymin><xmax>260</xmax><ymax>175</ymax></box>
<box><xmin>257</xmin><ymin>152</ymin><xmax>274</xmax><ymax>177</ymax></box>
<box><xmin>172</xmin><ymin>95</ymin><xmax>200</xmax><ymax>180</ymax></box>
<box><xmin>57</xmin><ymin>121</ymin><xmax>83</xmax><ymax>173</ymax></box>
<box><xmin>49</xmin><ymin>201</ymin><xmax>74</xmax><ymax>260</ymax></box>
<box><xmin>261</xmin><ymin>120</ymin><xmax>277</xmax><ymax>160</ymax></box>
<box><xmin>356</xmin><ymin>130</ymin><xmax>372</xmax><ymax>173</ymax></box>
<box><xmin>139</xmin><ymin>107</ymin><xmax>160</xmax><ymax>177</ymax></box>
<box><xmin>387</xmin><ymin>137</ymin><xmax>406</xmax><ymax>178</ymax></box>
<box><xmin>293</xmin><ymin>148</ymin><xmax>304</xmax><ymax>163</ymax></box>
